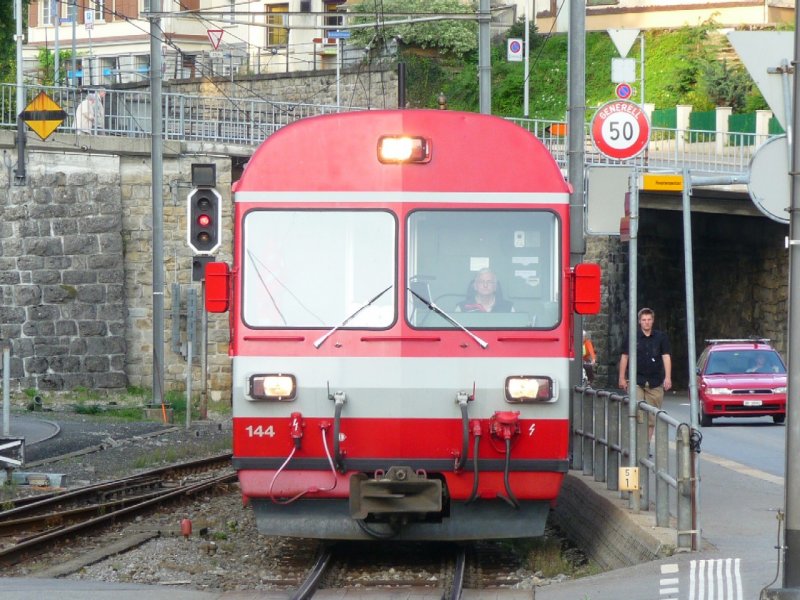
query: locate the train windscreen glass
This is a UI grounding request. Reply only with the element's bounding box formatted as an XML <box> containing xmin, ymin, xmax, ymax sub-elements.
<box><xmin>406</xmin><ymin>210</ymin><xmax>560</xmax><ymax>329</ymax></box>
<box><xmin>242</xmin><ymin>210</ymin><xmax>396</xmax><ymax>328</ymax></box>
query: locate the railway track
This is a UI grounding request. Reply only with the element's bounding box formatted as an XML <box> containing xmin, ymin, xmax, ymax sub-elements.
<box><xmin>289</xmin><ymin>540</ymin><xmax>532</xmax><ymax>598</ymax></box>
<box><xmin>0</xmin><ymin>453</ymin><xmax>235</xmax><ymax>566</ymax></box>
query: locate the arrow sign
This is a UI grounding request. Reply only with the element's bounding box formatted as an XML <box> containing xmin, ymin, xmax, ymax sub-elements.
<box><xmin>19</xmin><ymin>92</ymin><xmax>67</xmax><ymax>141</ymax></box>
<box><xmin>207</xmin><ymin>29</ymin><xmax>224</xmax><ymax>50</ymax></box>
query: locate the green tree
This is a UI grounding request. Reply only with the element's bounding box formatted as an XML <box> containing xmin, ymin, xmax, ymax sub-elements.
<box><xmin>36</xmin><ymin>47</ymin><xmax>74</xmax><ymax>86</ymax></box>
<box><xmin>0</xmin><ymin>1</ymin><xmax>30</xmax><ymax>84</ymax></box>
<box><xmin>349</xmin><ymin>0</ymin><xmax>477</xmax><ymax>57</ymax></box>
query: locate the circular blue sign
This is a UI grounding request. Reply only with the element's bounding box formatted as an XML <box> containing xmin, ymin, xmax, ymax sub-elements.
<box><xmin>615</xmin><ymin>83</ymin><xmax>633</xmax><ymax>100</ymax></box>
<box><xmin>509</xmin><ymin>40</ymin><xmax>522</xmax><ymax>53</ymax></box>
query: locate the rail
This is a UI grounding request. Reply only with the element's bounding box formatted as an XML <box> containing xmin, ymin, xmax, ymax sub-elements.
<box><xmin>571</xmin><ymin>385</ymin><xmax>697</xmax><ymax>552</ymax></box>
<box><xmin>1</xmin><ymin>82</ymin><xmax>770</xmax><ymax>177</ymax></box>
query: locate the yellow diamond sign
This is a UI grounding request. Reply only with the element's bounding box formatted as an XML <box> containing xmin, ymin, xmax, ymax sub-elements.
<box><xmin>20</xmin><ymin>92</ymin><xmax>67</xmax><ymax>141</ymax></box>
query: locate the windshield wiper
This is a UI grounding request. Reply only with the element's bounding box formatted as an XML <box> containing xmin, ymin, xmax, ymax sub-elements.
<box><xmin>314</xmin><ymin>285</ymin><xmax>393</xmax><ymax>349</ymax></box>
<box><xmin>407</xmin><ymin>287</ymin><xmax>488</xmax><ymax>349</ymax></box>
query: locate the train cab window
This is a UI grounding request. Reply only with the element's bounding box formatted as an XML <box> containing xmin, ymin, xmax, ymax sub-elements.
<box><xmin>242</xmin><ymin>210</ymin><xmax>396</xmax><ymax>328</ymax></box>
<box><xmin>406</xmin><ymin>210</ymin><xmax>560</xmax><ymax>329</ymax></box>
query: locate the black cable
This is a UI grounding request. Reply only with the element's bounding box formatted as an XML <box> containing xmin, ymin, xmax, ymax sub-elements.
<box><xmin>497</xmin><ymin>438</ymin><xmax>520</xmax><ymax>509</ymax></box>
<box><xmin>465</xmin><ymin>434</ymin><xmax>481</xmax><ymax>504</ymax></box>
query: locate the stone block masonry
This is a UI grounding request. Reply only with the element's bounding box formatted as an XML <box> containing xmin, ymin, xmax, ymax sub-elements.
<box><xmin>0</xmin><ymin>154</ymin><xmax>127</xmax><ymax>391</ymax></box>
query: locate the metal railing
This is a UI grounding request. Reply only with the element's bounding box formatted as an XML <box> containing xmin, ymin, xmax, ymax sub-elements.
<box><xmin>1</xmin><ymin>82</ymin><xmax>768</xmax><ymax>176</ymax></box>
<box><xmin>571</xmin><ymin>385</ymin><xmax>697</xmax><ymax>552</ymax></box>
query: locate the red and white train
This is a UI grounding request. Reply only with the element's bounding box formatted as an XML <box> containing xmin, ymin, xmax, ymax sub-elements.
<box><xmin>205</xmin><ymin>109</ymin><xmax>600</xmax><ymax>540</ymax></box>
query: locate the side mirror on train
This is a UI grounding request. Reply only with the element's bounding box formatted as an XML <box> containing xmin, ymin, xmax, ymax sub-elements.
<box><xmin>205</xmin><ymin>262</ymin><xmax>231</xmax><ymax>313</ymax></box>
<box><xmin>572</xmin><ymin>263</ymin><xmax>601</xmax><ymax>315</ymax></box>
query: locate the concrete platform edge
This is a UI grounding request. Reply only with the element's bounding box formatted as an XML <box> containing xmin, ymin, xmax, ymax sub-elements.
<box><xmin>553</xmin><ymin>472</ymin><xmax>676</xmax><ymax>571</ymax></box>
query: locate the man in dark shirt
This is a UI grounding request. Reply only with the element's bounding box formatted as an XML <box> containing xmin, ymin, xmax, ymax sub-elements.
<box><xmin>618</xmin><ymin>307</ymin><xmax>672</xmax><ymax>442</ymax></box>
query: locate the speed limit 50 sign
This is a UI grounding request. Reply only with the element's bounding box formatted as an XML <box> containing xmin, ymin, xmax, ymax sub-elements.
<box><xmin>591</xmin><ymin>100</ymin><xmax>650</xmax><ymax>160</ymax></box>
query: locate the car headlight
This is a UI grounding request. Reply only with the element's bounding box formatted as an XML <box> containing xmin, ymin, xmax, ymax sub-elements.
<box><xmin>249</xmin><ymin>374</ymin><xmax>296</xmax><ymax>401</ymax></box>
<box><xmin>505</xmin><ymin>376</ymin><xmax>556</xmax><ymax>403</ymax></box>
<box><xmin>706</xmin><ymin>387</ymin><xmax>733</xmax><ymax>395</ymax></box>
<box><xmin>774</xmin><ymin>386</ymin><xmax>787</xmax><ymax>394</ymax></box>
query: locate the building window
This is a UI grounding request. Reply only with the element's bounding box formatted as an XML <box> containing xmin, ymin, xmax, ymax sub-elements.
<box><xmin>94</xmin><ymin>0</ymin><xmax>105</xmax><ymax>21</ymax></box>
<box><xmin>42</xmin><ymin>0</ymin><xmax>54</xmax><ymax>25</ymax></box>
<box><xmin>266</xmin><ymin>4</ymin><xmax>288</xmax><ymax>47</ymax></box>
<box><xmin>324</xmin><ymin>0</ymin><xmax>344</xmax><ymax>30</ymax></box>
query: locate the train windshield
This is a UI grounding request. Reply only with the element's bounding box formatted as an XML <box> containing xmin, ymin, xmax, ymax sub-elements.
<box><xmin>242</xmin><ymin>210</ymin><xmax>396</xmax><ymax>328</ymax></box>
<box><xmin>407</xmin><ymin>210</ymin><xmax>560</xmax><ymax>329</ymax></box>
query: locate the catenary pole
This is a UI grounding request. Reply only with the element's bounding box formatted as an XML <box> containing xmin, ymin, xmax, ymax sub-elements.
<box><xmin>779</xmin><ymin>1</ymin><xmax>800</xmax><ymax>590</ymax></box>
<box><xmin>478</xmin><ymin>0</ymin><xmax>490</xmax><ymax>114</ymax></box>
<box><xmin>762</xmin><ymin>13</ymin><xmax>800</xmax><ymax>596</ymax></box>
<box><xmin>14</xmin><ymin>0</ymin><xmax>26</xmax><ymax>184</ymax></box>
<box><xmin>523</xmin><ymin>0</ymin><xmax>530</xmax><ymax>117</ymax></box>
<box><xmin>54</xmin><ymin>0</ymin><xmax>60</xmax><ymax>85</ymax></box>
<box><xmin>71</xmin><ymin>0</ymin><xmax>76</xmax><ymax>86</ymax></box>
<box><xmin>150</xmin><ymin>7</ymin><xmax>165</xmax><ymax>409</ymax></box>
<box><xmin>567</xmin><ymin>0</ymin><xmax>586</xmax><ymax>404</ymax></box>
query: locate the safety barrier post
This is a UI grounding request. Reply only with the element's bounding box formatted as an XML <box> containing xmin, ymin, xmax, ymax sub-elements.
<box><xmin>593</xmin><ymin>390</ymin><xmax>606</xmax><ymax>482</ymax></box>
<box><xmin>677</xmin><ymin>424</ymin><xmax>694</xmax><ymax>550</ymax></box>
<box><xmin>582</xmin><ymin>388</ymin><xmax>594</xmax><ymax>476</ymax></box>
<box><xmin>636</xmin><ymin>402</ymin><xmax>649</xmax><ymax>511</ymax></box>
<box><xmin>606</xmin><ymin>392</ymin><xmax>620</xmax><ymax>491</ymax></box>
<box><xmin>571</xmin><ymin>387</ymin><xmax>584</xmax><ymax>471</ymax></box>
<box><xmin>655</xmin><ymin>416</ymin><xmax>670</xmax><ymax>526</ymax></box>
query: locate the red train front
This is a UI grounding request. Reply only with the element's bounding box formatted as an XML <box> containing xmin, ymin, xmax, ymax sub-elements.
<box><xmin>206</xmin><ymin>109</ymin><xmax>600</xmax><ymax>540</ymax></box>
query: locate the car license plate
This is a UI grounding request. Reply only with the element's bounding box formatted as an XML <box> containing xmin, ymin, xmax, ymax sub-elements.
<box><xmin>744</xmin><ymin>400</ymin><xmax>762</xmax><ymax>407</ymax></box>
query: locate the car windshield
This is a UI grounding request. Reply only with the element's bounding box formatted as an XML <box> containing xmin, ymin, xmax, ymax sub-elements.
<box><xmin>705</xmin><ymin>350</ymin><xmax>786</xmax><ymax>375</ymax></box>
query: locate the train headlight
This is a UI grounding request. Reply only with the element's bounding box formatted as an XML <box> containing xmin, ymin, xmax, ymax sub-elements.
<box><xmin>377</xmin><ymin>136</ymin><xmax>431</xmax><ymax>163</ymax></box>
<box><xmin>249</xmin><ymin>374</ymin><xmax>296</xmax><ymax>401</ymax></box>
<box><xmin>505</xmin><ymin>376</ymin><xmax>556</xmax><ymax>403</ymax></box>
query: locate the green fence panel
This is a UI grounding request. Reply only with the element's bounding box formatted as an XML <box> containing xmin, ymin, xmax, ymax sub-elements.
<box><xmin>689</xmin><ymin>110</ymin><xmax>715</xmax><ymax>142</ymax></box>
<box><xmin>769</xmin><ymin>116</ymin><xmax>786</xmax><ymax>135</ymax></box>
<box><xmin>728</xmin><ymin>112</ymin><xmax>756</xmax><ymax>147</ymax></box>
<box><xmin>651</xmin><ymin>108</ymin><xmax>676</xmax><ymax>129</ymax></box>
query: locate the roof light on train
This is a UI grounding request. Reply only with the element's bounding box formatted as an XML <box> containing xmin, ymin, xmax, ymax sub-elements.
<box><xmin>249</xmin><ymin>374</ymin><xmax>297</xmax><ymax>401</ymax></box>
<box><xmin>505</xmin><ymin>376</ymin><xmax>556</xmax><ymax>403</ymax></box>
<box><xmin>377</xmin><ymin>136</ymin><xmax>430</xmax><ymax>163</ymax></box>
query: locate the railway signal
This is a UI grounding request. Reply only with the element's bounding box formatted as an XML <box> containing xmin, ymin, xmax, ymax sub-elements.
<box><xmin>187</xmin><ymin>186</ymin><xmax>221</xmax><ymax>255</ymax></box>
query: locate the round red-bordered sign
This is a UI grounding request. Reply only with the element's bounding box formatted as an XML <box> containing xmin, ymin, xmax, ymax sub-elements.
<box><xmin>615</xmin><ymin>82</ymin><xmax>632</xmax><ymax>100</ymax></box>
<box><xmin>591</xmin><ymin>100</ymin><xmax>650</xmax><ymax>160</ymax></box>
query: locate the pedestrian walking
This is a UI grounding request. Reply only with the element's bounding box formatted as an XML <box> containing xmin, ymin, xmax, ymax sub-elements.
<box><xmin>618</xmin><ymin>307</ymin><xmax>672</xmax><ymax>442</ymax></box>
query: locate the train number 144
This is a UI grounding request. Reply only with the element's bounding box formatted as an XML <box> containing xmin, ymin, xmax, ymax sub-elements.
<box><xmin>245</xmin><ymin>425</ymin><xmax>276</xmax><ymax>438</ymax></box>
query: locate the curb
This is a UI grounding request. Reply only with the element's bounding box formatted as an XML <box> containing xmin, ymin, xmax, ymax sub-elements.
<box><xmin>553</xmin><ymin>472</ymin><xmax>675</xmax><ymax>571</ymax></box>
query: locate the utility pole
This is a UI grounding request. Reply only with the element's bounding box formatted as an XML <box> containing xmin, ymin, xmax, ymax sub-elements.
<box><xmin>523</xmin><ymin>0</ymin><xmax>530</xmax><ymax>117</ymax></box>
<box><xmin>14</xmin><ymin>0</ymin><xmax>26</xmax><ymax>184</ymax></box>
<box><xmin>567</xmin><ymin>0</ymin><xmax>586</xmax><ymax>394</ymax></box>
<box><xmin>71</xmin><ymin>0</ymin><xmax>76</xmax><ymax>86</ymax></box>
<box><xmin>54</xmin><ymin>0</ymin><xmax>60</xmax><ymax>84</ymax></box>
<box><xmin>767</xmin><ymin>5</ymin><xmax>800</xmax><ymax>595</ymax></box>
<box><xmin>478</xmin><ymin>0</ymin><xmax>491</xmax><ymax>114</ymax></box>
<box><xmin>150</xmin><ymin>5</ymin><xmax>165</xmax><ymax>409</ymax></box>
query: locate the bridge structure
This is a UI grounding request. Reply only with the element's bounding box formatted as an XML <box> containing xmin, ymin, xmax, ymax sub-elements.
<box><xmin>0</xmin><ymin>82</ymin><xmax>773</xmax><ymax>181</ymax></box>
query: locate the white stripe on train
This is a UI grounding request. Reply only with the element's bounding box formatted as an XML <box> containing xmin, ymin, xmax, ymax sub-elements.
<box><xmin>231</xmin><ymin>355</ymin><xmax>571</xmax><ymax>419</ymax></box>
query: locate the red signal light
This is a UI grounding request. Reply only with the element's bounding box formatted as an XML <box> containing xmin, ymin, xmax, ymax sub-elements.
<box><xmin>198</xmin><ymin>214</ymin><xmax>211</xmax><ymax>227</ymax></box>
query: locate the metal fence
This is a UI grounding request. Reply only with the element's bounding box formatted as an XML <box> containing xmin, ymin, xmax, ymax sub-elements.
<box><xmin>1</xmin><ymin>82</ymin><xmax>768</xmax><ymax>176</ymax></box>
<box><xmin>571</xmin><ymin>385</ymin><xmax>697</xmax><ymax>552</ymax></box>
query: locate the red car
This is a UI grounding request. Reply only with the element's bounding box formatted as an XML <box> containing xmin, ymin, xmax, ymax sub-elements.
<box><xmin>696</xmin><ymin>339</ymin><xmax>787</xmax><ymax>426</ymax></box>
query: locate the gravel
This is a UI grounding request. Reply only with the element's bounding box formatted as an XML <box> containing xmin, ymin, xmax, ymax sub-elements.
<box><xmin>3</xmin><ymin>407</ymin><xmax>584</xmax><ymax>595</ymax></box>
